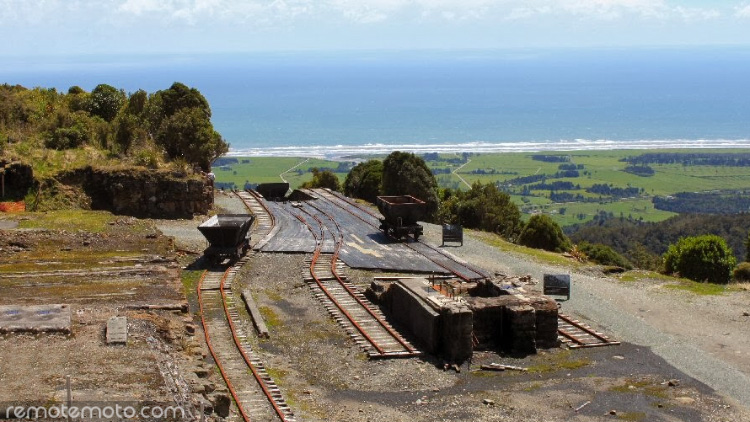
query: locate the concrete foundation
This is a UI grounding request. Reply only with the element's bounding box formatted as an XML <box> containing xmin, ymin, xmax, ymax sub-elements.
<box><xmin>369</xmin><ymin>276</ymin><xmax>559</xmax><ymax>361</ymax></box>
<box><xmin>0</xmin><ymin>304</ymin><xmax>72</xmax><ymax>334</ymax></box>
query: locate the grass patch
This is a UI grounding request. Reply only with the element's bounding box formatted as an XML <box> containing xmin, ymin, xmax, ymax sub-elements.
<box><xmin>664</xmin><ymin>280</ymin><xmax>726</xmax><ymax>296</ymax></box>
<box><xmin>728</xmin><ymin>282</ymin><xmax>750</xmax><ymax>292</ymax></box>
<box><xmin>610</xmin><ymin>379</ymin><xmax>668</xmax><ymax>399</ymax></box>
<box><xmin>181</xmin><ymin>270</ymin><xmax>203</xmax><ymax>295</ymax></box>
<box><xmin>264</xmin><ymin>288</ymin><xmax>283</xmax><ymax>302</ymax></box>
<box><xmin>18</xmin><ymin>210</ymin><xmax>119</xmax><ymax>232</ymax></box>
<box><xmin>618</xmin><ymin>412</ymin><xmax>647</xmax><ymax>421</ymax></box>
<box><xmin>527</xmin><ymin>350</ymin><xmax>591</xmax><ymax>374</ymax></box>
<box><xmin>259</xmin><ymin>306</ymin><xmax>282</xmax><ymax>328</ymax></box>
<box><xmin>616</xmin><ymin>270</ymin><xmax>677</xmax><ymax>283</ymax></box>
<box><xmin>473</xmin><ymin>230</ymin><xmax>579</xmax><ymax>268</ymax></box>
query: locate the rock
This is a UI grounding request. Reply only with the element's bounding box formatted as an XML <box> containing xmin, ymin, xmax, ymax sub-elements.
<box><xmin>201</xmin><ymin>380</ymin><xmax>215</xmax><ymax>394</ymax></box>
<box><xmin>209</xmin><ymin>394</ymin><xmax>231</xmax><ymax>418</ymax></box>
<box><xmin>195</xmin><ymin>368</ymin><xmax>209</xmax><ymax>378</ymax></box>
<box><xmin>609</xmin><ymin>410</ymin><xmax>617</xmax><ymax>415</ymax></box>
<box><xmin>612</xmin><ymin>355</ymin><xmax>625</xmax><ymax>360</ymax></box>
<box><xmin>483</xmin><ymin>399</ymin><xmax>495</xmax><ymax>406</ymax></box>
<box><xmin>742</xmin><ymin>311</ymin><xmax>749</xmax><ymax>317</ymax></box>
<box><xmin>668</xmin><ymin>379</ymin><xmax>680</xmax><ymax>387</ymax></box>
<box><xmin>675</xmin><ymin>397</ymin><xmax>695</xmax><ymax>405</ymax></box>
<box><xmin>185</xmin><ymin>324</ymin><xmax>196</xmax><ymax>335</ymax></box>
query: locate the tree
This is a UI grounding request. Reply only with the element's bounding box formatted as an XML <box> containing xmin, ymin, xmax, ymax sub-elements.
<box><xmin>663</xmin><ymin>235</ymin><xmax>736</xmax><ymax>284</ymax></box>
<box><xmin>301</xmin><ymin>168</ymin><xmax>341</xmax><ymax>191</ymax></box>
<box><xmin>155</xmin><ymin>107</ymin><xmax>228</xmax><ymax>171</ymax></box>
<box><xmin>517</xmin><ymin>214</ymin><xmax>571</xmax><ymax>253</ymax></box>
<box><xmin>88</xmin><ymin>84</ymin><xmax>125</xmax><ymax>122</ymax></box>
<box><xmin>344</xmin><ymin>159</ymin><xmax>382</xmax><ymax>203</ymax></box>
<box><xmin>149</xmin><ymin>83</ymin><xmax>228</xmax><ymax>171</ymax></box>
<box><xmin>745</xmin><ymin>230</ymin><xmax>750</xmax><ymax>262</ymax></box>
<box><xmin>382</xmin><ymin>151</ymin><xmax>438</xmax><ymax>219</ymax></box>
<box><xmin>437</xmin><ymin>181</ymin><xmax>522</xmax><ymax>239</ymax></box>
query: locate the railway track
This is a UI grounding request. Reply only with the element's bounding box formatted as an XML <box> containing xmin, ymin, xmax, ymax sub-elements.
<box><xmin>557</xmin><ymin>313</ymin><xmax>621</xmax><ymax>349</ymax></box>
<box><xmin>309</xmin><ymin>189</ymin><xmax>621</xmax><ymax>350</ymax></box>
<box><xmin>310</xmin><ymin>189</ymin><xmax>489</xmax><ymax>282</ymax></box>
<box><xmin>293</xmin><ymin>203</ymin><xmax>421</xmax><ymax>359</ymax></box>
<box><xmin>237</xmin><ymin>190</ymin><xmax>277</xmax><ymax>249</ymax></box>
<box><xmin>198</xmin><ymin>249</ymin><xmax>297</xmax><ymax>420</ymax></box>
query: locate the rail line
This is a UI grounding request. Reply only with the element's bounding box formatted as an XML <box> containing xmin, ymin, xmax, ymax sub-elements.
<box><xmin>309</xmin><ymin>189</ymin><xmax>621</xmax><ymax>350</ymax></box>
<box><xmin>291</xmin><ymin>202</ymin><xmax>421</xmax><ymax>359</ymax></box>
<box><xmin>198</xmin><ymin>192</ymin><xmax>297</xmax><ymax>421</ymax></box>
<box><xmin>309</xmin><ymin>188</ymin><xmax>489</xmax><ymax>282</ymax></box>
<box><xmin>237</xmin><ymin>190</ymin><xmax>277</xmax><ymax>249</ymax></box>
<box><xmin>557</xmin><ymin>313</ymin><xmax>621</xmax><ymax>349</ymax></box>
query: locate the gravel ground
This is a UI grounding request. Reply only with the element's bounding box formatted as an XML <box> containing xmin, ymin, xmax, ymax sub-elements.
<box><xmin>154</xmin><ymin>193</ymin><xmax>750</xmax><ymax>421</ymax></box>
<box><xmin>419</xmin><ymin>223</ymin><xmax>750</xmax><ymax>410</ymax></box>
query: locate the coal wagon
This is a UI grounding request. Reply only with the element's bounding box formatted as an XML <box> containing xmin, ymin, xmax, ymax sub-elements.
<box><xmin>255</xmin><ymin>183</ymin><xmax>290</xmax><ymax>200</ymax></box>
<box><xmin>376</xmin><ymin>195</ymin><xmax>426</xmax><ymax>240</ymax></box>
<box><xmin>198</xmin><ymin>214</ymin><xmax>255</xmax><ymax>264</ymax></box>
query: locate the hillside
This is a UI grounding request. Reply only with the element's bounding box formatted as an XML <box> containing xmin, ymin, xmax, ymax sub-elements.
<box><xmin>1</xmin><ymin>82</ymin><xmax>226</xmax><ymax>216</ymax></box>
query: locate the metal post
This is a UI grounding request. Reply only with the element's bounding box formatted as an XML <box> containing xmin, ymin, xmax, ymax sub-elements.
<box><xmin>66</xmin><ymin>375</ymin><xmax>72</xmax><ymax>422</ymax></box>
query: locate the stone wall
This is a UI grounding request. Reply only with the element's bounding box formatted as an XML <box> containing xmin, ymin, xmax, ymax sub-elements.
<box><xmin>56</xmin><ymin>166</ymin><xmax>212</xmax><ymax>219</ymax></box>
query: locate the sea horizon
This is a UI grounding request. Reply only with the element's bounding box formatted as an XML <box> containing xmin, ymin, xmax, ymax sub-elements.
<box><xmin>3</xmin><ymin>46</ymin><xmax>750</xmax><ymax>156</ymax></box>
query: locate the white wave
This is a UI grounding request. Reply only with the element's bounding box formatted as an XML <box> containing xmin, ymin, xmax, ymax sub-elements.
<box><xmin>225</xmin><ymin>139</ymin><xmax>750</xmax><ymax>159</ymax></box>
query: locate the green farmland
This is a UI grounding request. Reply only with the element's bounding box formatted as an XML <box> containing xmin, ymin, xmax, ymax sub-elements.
<box><xmin>213</xmin><ymin>149</ymin><xmax>750</xmax><ymax>227</ymax></box>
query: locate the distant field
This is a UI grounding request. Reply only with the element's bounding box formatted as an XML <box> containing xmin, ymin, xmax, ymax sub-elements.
<box><xmin>214</xmin><ymin>149</ymin><xmax>750</xmax><ymax>226</ymax></box>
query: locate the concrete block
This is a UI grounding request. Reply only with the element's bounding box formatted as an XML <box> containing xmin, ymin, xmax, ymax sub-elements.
<box><xmin>0</xmin><ymin>304</ymin><xmax>71</xmax><ymax>334</ymax></box>
<box><xmin>106</xmin><ymin>316</ymin><xmax>128</xmax><ymax>344</ymax></box>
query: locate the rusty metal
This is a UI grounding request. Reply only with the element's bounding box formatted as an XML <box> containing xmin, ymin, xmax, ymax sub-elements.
<box><xmin>198</xmin><ymin>259</ymin><xmax>297</xmax><ymax>422</ymax></box>
<box><xmin>293</xmin><ymin>205</ymin><xmax>420</xmax><ymax>359</ymax></box>
<box><xmin>376</xmin><ymin>195</ymin><xmax>426</xmax><ymax>240</ymax></box>
<box><xmin>314</xmin><ymin>189</ymin><xmax>489</xmax><ymax>282</ymax></box>
<box><xmin>557</xmin><ymin>313</ymin><xmax>620</xmax><ymax>348</ymax></box>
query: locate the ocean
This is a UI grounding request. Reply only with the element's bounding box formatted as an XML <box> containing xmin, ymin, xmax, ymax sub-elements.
<box><xmin>3</xmin><ymin>47</ymin><xmax>750</xmax><ymax>157</ymax></box>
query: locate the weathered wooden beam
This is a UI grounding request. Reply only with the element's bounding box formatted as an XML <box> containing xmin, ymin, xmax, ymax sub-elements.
<box><xmin>241</xmin><ymin>289</ymin><xmax>270</xmax><ymax>338</ymax></box>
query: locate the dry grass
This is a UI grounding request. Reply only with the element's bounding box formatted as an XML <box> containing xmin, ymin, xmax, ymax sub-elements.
<box><xmin>729</xmin><ymin>282</ymin><xmax>750</xmax><ymax>292</ymax></box>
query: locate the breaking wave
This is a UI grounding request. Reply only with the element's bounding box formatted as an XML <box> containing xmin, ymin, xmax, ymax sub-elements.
<box><xmin>226</xmin><ymin>139</ymin><xmax>750</xmax><ymax>159</ymax></box>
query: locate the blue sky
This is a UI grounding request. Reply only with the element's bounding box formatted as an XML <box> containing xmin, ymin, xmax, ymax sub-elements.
<box><xmin>2</xmin><ymin>0</ymin><xmax>750</xmax><ymax>55</ymax></box>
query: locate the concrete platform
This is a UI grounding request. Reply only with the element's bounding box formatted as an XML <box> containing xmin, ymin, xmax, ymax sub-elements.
<box><xmin>0</xmin><ymin>304</ymin><xmax>72</xmax><ymax>334</ymax></box>
<box><xmin>106</xmin><ymin>316</ymin><xmax>128</xmax><ymax>344</ymax></box>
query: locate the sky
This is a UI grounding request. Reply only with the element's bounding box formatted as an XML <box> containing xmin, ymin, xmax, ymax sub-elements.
<box><xmin>1</xmin><ymin>0</ymin><xmax>750</xmax><ymax>56</ymax></box>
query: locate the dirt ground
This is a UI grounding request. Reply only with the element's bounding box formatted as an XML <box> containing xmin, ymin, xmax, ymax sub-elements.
<box><xmin>1</xmin><ymin>200</ymin><xmax>748</xmax><ymax>422</ymax></box>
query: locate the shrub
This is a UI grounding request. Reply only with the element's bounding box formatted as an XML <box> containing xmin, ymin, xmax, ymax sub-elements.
<box><xmin>300</xmin><ymin>168</ymin><xmax>341</xmax><ymax>191</ymax></box>
<box><xmin>578</xmin><ymin>241</ymin><xmax>633</xmax><ymax>269</ymax></box>
<box><xmin>663</xmin><ymin>235</ymin><xmax>736</xmax><ymax>284</ymax></box>
<box><xmin>517</xmin><ymin>214</ymin><xmax>571</xmax><ymax>253</ymax></box>
<box><xmin>733</xmin><ymin>262</ymin><xmax>750</xmax><ymax>282</ymax></box>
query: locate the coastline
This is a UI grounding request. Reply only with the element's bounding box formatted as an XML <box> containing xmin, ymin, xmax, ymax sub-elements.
<box><xmin>225</xmin><ymin>139</ymin><xmax>750</xmax><ymax>159</ymax></box>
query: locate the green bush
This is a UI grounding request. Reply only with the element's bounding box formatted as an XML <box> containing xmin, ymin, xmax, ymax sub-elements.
<box><xmin>733</xmin><ymin>262</ymin><xmax>750</xmax><ymax>282</ymax></box>
<box><xmin>663</xmin><ymin>235</ymin><xmax>736</xmax><ymax>284</ymax></box>
<box><xmin>300</xmin><ymin>168</ymin><xmax>341</xmax><ymax>191</ymax></box>
<box><xmin>344</xmin><ymin>159</ymin><xmax>382</xmax><ymax>203</ymax></box>
<box><xmin>517</xmin><ymin>214</ymin><xmax>571</xmax><ymax>253</ymax></box>
<box><xmin>578</xmin><ymin>241</ymin><xmax>633</xmax><ymax>269</ymax></box>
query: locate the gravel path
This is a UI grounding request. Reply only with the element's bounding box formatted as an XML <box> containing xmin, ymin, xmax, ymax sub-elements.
<box><xmin>420</xmin><ymin>222</ymin><xmax>750</xmax><ymax>410</ymax></box>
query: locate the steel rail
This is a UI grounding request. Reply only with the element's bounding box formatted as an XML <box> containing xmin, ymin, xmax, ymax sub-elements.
<box><xmin>218</xmin><ymin>263</ymin><xmax>293</xmax><ymax>421</ymax></box>
<box><xmin>304</xmin><ymin>201</ymin><xmax>419</xmax><ymax>355</ymax></box>
<box><xmin>311</xmin><ymin>188</ymin><xmax>486</xmax><ymax>282</ymax></box>
<box><xmin>197</xmin><ymin>269</ymin><xmax>252</xmax><ymax>422</ymax></box>
<box><xmin>292</xmin><ymin>210</ymin><xmax>388</xmax><ymax>356</ymax></box>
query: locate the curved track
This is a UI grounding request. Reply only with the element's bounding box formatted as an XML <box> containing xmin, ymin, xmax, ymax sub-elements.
<box><xmin>291</xmin><ymin>202</ymin><xmax>421</xmax><ymax>359</ymax></box>
<box><xmin>197</xmin><ymin>192</ymin><xmax>297</xmax><ymax>422</ymax></box>
<box><xmin>308</xmin><ymin>188</ymin><xmax>490</xmax><ymax>282</ymax></box>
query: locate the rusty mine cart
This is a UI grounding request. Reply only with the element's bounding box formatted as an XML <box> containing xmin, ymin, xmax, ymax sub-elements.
<box><xmin>198</xmin><ymin>214</ymin><xmax>255</xmax><ymax>265</ymax></box>
<box><xmin>377</xmin><ymin>195</ymin><xmax>426</xmax><ymax>241</ymax></box>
